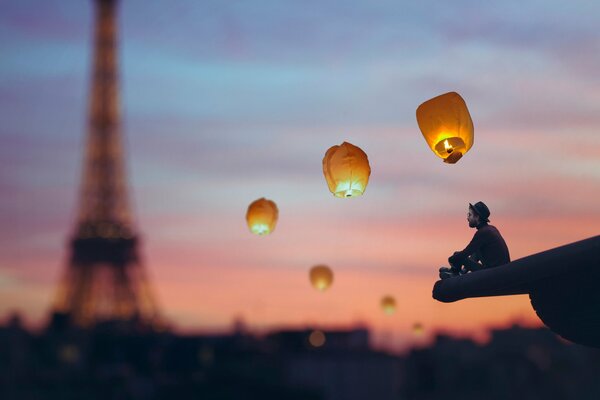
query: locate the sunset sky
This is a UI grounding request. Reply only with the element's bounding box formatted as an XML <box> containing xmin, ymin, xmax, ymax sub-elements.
<box><xmin>1</xmin><ymin>0</ymin><xmax>599</xmax><ymax>349</ymax></box>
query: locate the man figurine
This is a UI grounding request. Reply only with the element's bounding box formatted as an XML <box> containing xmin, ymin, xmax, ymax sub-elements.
<box><xmin>439</xmin><ymin>201</ymin><xmax>510</xmax><ymax>279</ymax></box>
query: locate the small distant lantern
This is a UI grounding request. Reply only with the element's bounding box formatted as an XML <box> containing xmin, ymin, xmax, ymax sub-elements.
<box><xmin>322</xmin><ymin>142</ymin><xmax>371</xmax><ymax>198</ymax></box>
<box><xmin>380</xmin><ymin>295</ymin><xmax>396</xmax><ymax>315</ymax></box>
<box><xmin>58</xmin><ymin>344</ymin><xmax>80</xmax><ymax>364</ymax></box>
<box><xmin>412</xmin><ymin>322</ymin><xmax>424</xmax><ymax>336</ymax></box>
<box><xmin>246</xmin><ymin>198</ymin><xmax>278</xmax><ymax>235</ymax></box>
<box><xmin>309</xmin><ymin>330</ymin><xmax>326</xmax><ymax>347</ymax></box>
<box><xmin>309</xmin><ymin>265</ymin><xmax>334</xmax><ymax>291</ymax></box>
<box><xmin>416</xmin><ymin>92</ymin><xmax>474</xmax><ymax>164</ymax></box>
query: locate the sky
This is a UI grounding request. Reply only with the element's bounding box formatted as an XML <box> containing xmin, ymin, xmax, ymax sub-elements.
<box><xmin>1</xmin><ymin>0</ymin><xmax>599</xmax><ymax>349</ymax></box>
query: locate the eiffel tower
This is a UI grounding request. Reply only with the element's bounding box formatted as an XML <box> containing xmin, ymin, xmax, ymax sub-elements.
<box><xmin>52</xmin><ymin>0</ymin><xmax>159</xmax><ymax>327</ymax></box>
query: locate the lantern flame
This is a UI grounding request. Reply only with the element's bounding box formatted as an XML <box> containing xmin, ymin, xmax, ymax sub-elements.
<box><xmin>336</xmin><ymin>181</ymin><xmax>364</xmax><ymax>198</ymax></box>
<box><xmin>315</xmin><ymin>279</ymin><xmax>328</xmax><ymax>291</ymax></box>
<box><xmin>252</xmin><ymin>224</ymin><xmax>270</xmax><ymax>235</ymax></box>
<box><xmin>444</xmin><ymin>139</ymin><xmax>453</xmax><ymax>153</ymax></box>
<box><xmin>433</xmin><ymin>136</ymin><xmax>466</xmax><ymax>163</ymax></box>
<box><xmin>412</xmin><ymin>322</ymin><xmax>425</xmax><ymax>337</ymax></box>
<box><xmin>380</xmin><ymin>295</ymin><xmax>397</xmax><ymax>315</ymax></box>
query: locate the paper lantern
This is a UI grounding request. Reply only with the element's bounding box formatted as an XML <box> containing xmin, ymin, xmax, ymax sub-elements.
<box><xmin>246</xmin><ymin>198</ymin><xmax>278</xmax><ymax>235</ymax></box>
<box><xmin>416</xmin><ymin>92</ymin><xmax>474</xmax><ymax>164</ymax></box>
<box><xmin>380</xmin><ymin>295</ymin><xmax>396</xmax><ymax>315</ymax></box>
<box><xmin>322</xmin><ymin>142</ymin><xmax>371</xmax><ymax>198</ymax></box>
<box><xmin>412</xmin><ymin>322</ymin><xmax>424</xmax><ymax>336</ymax></box>
<box><xmin>309</xmin><ymin>265</ymin><xmax>334</xmax><ymax>291</ymax></box>
<box><xmin>308</xmin><ymin>330</ymin><xmax>326</xmax><ymax>347</ymax></box>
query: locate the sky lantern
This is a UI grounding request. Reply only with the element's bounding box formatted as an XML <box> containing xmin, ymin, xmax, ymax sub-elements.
<box><xmin>412</xmin><ymin>322</ymin><xmax>425</xmax><ymax>337</ymax></box>
<box><xmin>309</xmin><ymin>265</ymin><xmax>334</xmax><ymax>291</ymax></box>
<box><xmin>416</xmin><ymin>91</ymin><xmax>474</xmax><ymax>164</ymax></box>
<box><xmin>308</xmin><ymin>330</ymin><xmax>326</xmax><ymax>348</ymax></box>
<box><xmin>322</xmin><ymin>141</ymin><xmax>371</xmax><ymax>198</ymax></box>
<box><xmin>380</xmin><ymin>295</ymin><xmax>396</xmax><ymax>315</ymax></box>
<box><xmin>246</xmin><ymin>198</ymin><xmax>278</xmax><ymax>235</ymax></box>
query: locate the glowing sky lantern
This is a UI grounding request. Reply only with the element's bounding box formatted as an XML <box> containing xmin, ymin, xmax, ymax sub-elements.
<box><xmin>322</xmin><ymin>142</ymin><xmax>371</xmax><ymax>198</ymax></box>
<box><xmin>246</xmin><ymin>198</ymin><xmax>278</xmax><ymax>235</ymax></box>
<box><xmin>309</xmin><ymin>265</ymin><xmax>334</xmax><ymax>291</ymax></box>
<box><xmin>380</xmin><ymin>295</ymin><xmax>396</xmax><ymax>315</ymax></box>
<box><xmin>416</xmin><ymin>92</ymin><xmax>474</xmax><ymax>164</ymax></box>
<box><xmin>412</xmin><ymin>322</ymin><xmax>425</xmax><ymax>336</ymax></box>
<box><xmin>308</xmin><ymin>330</ymin><xmax>326</xmax><ymax>347</ymax></box>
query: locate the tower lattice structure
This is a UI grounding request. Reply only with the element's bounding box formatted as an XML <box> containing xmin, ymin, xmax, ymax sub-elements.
<box><xmin>54</xmin><ymin>0</ymin><xmax>159</xmax><ymax>327</ymax></box>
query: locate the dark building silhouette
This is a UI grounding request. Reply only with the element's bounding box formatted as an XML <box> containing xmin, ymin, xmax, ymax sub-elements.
<box><xmin>52</xmin><ymin>0</ymin><xmax>159</xmax><ymax>327</ymax></box>
<box><xmin>3</xmin><ymin>321</ymin><xmax>600</xmax><ymax>400</ymax></box>
<box><xmin>0</xmin><ymin>322</ymin><xmax>404</xmax><ymax>400</ymax></box>
<box><xmin>403</xmin><ymin>325</ymin><xmax>600</xmax><ymax>400</ymax></box>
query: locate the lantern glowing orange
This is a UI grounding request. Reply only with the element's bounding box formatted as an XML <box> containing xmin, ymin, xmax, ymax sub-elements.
<box><xmin>246</xmin><ymin>198</ymin><xmax>278</xmax><ymax>235</ymax></box>
<box><xmin>412</xmin><ymin>322</ymin><xmax>424</xmax><ymax>336</ymax></box>
<box><xmin>308</xmin><ymin>330</ymin><xmax>326</xmax><ymax>347</ymax></box>
<box><xmin>309</xmin><ymin>265</ymin><xmax>334</xmax><ymax>291</ymax></box>
<box><xmin>380</xmin><ymin>295</ymin><xmax>396</xmax><ymax>315</ymax></box>
<box><xmin>322</xmin><ymin>142</ymin><xmax>371</xmax><ymax>198</ymax></box>
<box><xmin>416</xmin><ymin>92</ymin><xmax>474</xmax><ymax>164</ymax></box>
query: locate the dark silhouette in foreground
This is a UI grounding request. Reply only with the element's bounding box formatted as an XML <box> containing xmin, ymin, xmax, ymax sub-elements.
<box><xmin>434</xmin><ymin>235</ymin><xmax>600</xmax><ymax>348</ymax></box>
<box><xmin>2</xmin><ymin>317</ymin><xmax>600</xmax><ymax>400</ymax></box>
<box><xmin>439</xmin><ymin>201</ymin><xmax>510</xmax><ymax>279</ymax></box>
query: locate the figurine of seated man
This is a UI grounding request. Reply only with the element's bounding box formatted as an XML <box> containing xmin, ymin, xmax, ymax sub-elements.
<box><xmin>440</xmin><ymin>201</ymin><xmax>510</xmax><ymax>280</ymax></box>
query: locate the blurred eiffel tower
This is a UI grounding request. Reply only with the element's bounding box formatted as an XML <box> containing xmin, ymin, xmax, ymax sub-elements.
<box><xmin>52</xmin><ymin>0</ymin><xmax>159</xmax><ymax>328</ymax></box>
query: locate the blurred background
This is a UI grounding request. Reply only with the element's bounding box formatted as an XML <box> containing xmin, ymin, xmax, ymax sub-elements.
<box><xmin>1</xmin><ymin>0</ymin><xmax>600</xmax><ymax>398</ymax></box>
